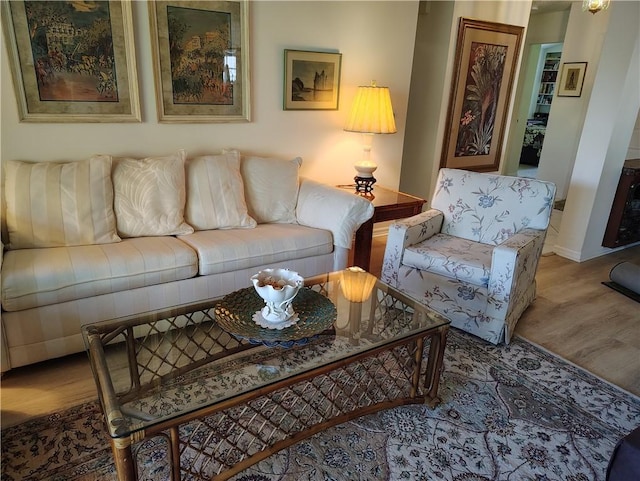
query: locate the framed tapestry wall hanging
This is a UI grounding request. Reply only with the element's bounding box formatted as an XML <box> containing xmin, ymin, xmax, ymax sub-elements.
<box><xmin>1</xmin><ymin>0</ymin><xmax>140</xmax><ymax>122</ymax></box>
<box><xmin>441</xmin><ymin>18</ymin><xmax>524</xmax><ymax>172</ymax></box>
<box><xmin>149</xmin><ymin>0</ymin><xmax>250</xmax><ymax>123</ymax></box>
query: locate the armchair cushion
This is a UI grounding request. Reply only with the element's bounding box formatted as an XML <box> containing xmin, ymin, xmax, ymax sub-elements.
<box><xmin>403</xmin><ymin>233</ymin><xmax>493</xmax><ymax>287</ymax></box>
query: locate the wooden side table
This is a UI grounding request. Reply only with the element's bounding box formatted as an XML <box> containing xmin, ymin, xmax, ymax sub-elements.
<box><xmin>340</xmin><ymin>185</ymin><xmax>426</xmax><ymax>271</ymax></box>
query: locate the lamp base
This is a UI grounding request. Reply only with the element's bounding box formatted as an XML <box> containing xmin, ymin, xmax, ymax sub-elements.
<box><xmin>354</xmin><ymin>175</ymin><xmax>376</xmax><ymax>193</ymax></box>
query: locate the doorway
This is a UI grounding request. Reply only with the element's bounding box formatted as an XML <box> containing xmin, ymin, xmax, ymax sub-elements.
<box><xmin>517</xmin><ymin>42</ymin><xmax>563</xmax><ymax>179</ymax></box>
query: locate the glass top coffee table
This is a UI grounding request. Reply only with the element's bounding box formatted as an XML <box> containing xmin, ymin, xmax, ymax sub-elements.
<box><xmin>82</xmin><ymin>271</ymin><xmax>450</xmax><ymax>481</ymax></box>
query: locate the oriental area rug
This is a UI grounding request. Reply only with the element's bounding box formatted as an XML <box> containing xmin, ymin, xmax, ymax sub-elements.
<box><xmin>2</xmin><ymin>330</ymin><xmax>639</xmax><ymax>481</ymax></box>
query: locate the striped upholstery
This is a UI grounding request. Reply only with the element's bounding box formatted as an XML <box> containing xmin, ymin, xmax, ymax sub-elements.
<box><xmin>1</xmin><ymin>225</ymin><xmax>333</xmax><ymax>312</ymax></box>
<box><xmin>1</xmin><ymin>253</ymin><xmax>336</xmax><ymax>369</ymax></box>
<box><xmin>179</xmin><ymin>224</ymin><xmax>333</xmax><ymax>275</ymax></box>
<box><xmin>0</xmin><ymin>173</ymin><xmax>375</xmax><ymax>371</ymax></box>
<box><xmin>1</xmin><ymin>237</ymin><xmax>198</xmax><ymax>312</ymax></box>
<box><xmin>185</xmin><ymin>151</ymin><xmax>256</xmax><ymax>230</ymax></box>
<box><xmin>4</xmin><ymin>156</ymin><xmax>120</xmax><ymax>249</ymax></box>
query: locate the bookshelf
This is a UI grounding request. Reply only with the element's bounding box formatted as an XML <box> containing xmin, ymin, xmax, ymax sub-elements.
<box><xmin>536</xmin><ymin>51</ymin><xmax>561</xmax><ymax>111</ymax></box>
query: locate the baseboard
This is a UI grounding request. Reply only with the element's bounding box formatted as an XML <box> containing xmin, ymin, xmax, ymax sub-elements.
<box><xmin>373</xmin><ymin>220</ymin><xmax>392</xmax><ymax>238</ymax></box>
<box><xmin>552</xmin><ymin>241</ymin><xmax>640</xmax><ymax>262</ymax></box>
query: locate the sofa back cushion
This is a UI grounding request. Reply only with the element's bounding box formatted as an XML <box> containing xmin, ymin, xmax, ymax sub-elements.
<box><xmin>113</xmin><ymin>150</ymin><xmax>194</xmax><ymax>238</ymax></box>
<box><xmin>431</xmin><ymin>168</ymin><xmax>556</xmax><ymax>245</ymax></box>
<box><xmin>184</xmin><ymin>151</ymin><xmax>256</xmax><ymax>230</ymax></box>
<box><xmin>4</xmin><ymin>156</ymin><xmax>121</xmax><ymax>249</ymax></box>
<box><xmin>239</xmin><ymin>153</ymin><xmax>301</xmax><ymax>224</ymax></box>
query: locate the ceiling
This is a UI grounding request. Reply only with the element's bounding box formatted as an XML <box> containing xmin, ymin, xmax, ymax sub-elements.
<box><xmin>531</xmin><ymin>1</ymin><xmax>572</xmax><ymax>14</ymax></box>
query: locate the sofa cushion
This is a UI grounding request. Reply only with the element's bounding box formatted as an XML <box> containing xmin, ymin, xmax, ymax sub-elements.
<box><xmin>4</xmin><ymin>156</ymin><xmax>121</xmax><ymax>249</ymax></box>
<box><xmin>178</xmin><ymin>223</ymin><xmax>333</xmax><ymax>276</ymax></box>
<box><xmin>239</xmin><ymin>153</ymin><xmax>301</xmax><ymax>224</ymax></box>
<box><xmin>1</xmin><ymin>237</ymin><xmax>198</xmax><ymax>312</ymax></box>
<box><xmin>184</xmin><ymin>151</ymin><xmax>256</xmax><ymax>230</ymax></box>
<box><xmin>403</xmin><ymin>233</ymin><xmax>493</xmax><ymax>287</ymax></box>
<box><xmin>113</xmin><ymin>150</ymin><xmax>194</xmax><ymax>238</ymax></box>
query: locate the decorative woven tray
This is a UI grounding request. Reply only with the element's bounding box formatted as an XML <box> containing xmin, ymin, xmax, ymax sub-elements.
<box><xmin>214</xmin><ymin>287</ymin><xmax>337</xmax><ymax>347</ymax></box>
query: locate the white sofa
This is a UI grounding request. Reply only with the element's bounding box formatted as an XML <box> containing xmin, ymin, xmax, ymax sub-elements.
<box><xmin>0</xmin><ymin>150</ymin><xmax>374</xmax><ymax>371</ymax></box>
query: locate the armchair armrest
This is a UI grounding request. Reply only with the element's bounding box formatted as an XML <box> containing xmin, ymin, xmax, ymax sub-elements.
<box><xmin>296</xmin><ymin>178</ymin><xmax>374</xmax><ymax>250</ymax></box>
<box><xmin>381</xmin><ymin>209</ymin><xmax>444</xmax><ymax>285</ymax></box>
<box><xmin>486</xmin><ymin>228</ymin><xmax>546</xmax><ymax>320</ymax></box>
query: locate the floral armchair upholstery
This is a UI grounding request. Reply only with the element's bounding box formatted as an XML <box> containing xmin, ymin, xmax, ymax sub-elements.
<box><xmin>381</xmin><ymin>168</ymin><xmax>556</xmax><ymax>344</ymax></box>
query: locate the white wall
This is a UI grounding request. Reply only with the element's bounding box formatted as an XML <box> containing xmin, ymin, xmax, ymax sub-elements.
<box><xmin>399</xmin><ymin>0</ymin><xmax>455</xmax><ymax>199</ymax></box>
<box><xmin>553</xmin><ymin>0</ymin><xmax>640</xmax><ymax>261</ymax></box>
<box><xmin>536</xmin><ymin>2</ymin><xmax>611</xmax><ymax>200</ymax></box>
<box><xmin>400</xmin><ymin>0</ymin><xmax>532</xmax><ymax>201</ymax></box>
<box><xmin>628</xmin><ymin>113</ymin><xmax>640</xmax><ymax>159</ymax></box>
<box><xmin>1</xmin><ymin>1</ymin><xmax>419</xmax><ymax>190</ymax></box>
<box><xmin>503</xmin><ymin>8</ymin><xmax>569</xmax><ymax>177</ymax></box>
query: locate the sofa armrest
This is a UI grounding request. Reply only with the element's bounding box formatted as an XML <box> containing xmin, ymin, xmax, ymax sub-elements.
<box><xmin>296</xmin><ymin>178</ymin><xmax>374</xmax><ymax>250</ymax></box>
<box><xmin>486</xmin><ymin>228</ymin><xmax>546</xmax><ymax>320</ymax></box>
<box><xmin>381</xmin><ymin>209</ymin><xmax>444</xmax><ymax>285</ymax></box>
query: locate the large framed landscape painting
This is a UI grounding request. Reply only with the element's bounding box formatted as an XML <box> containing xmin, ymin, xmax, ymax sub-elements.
<box><xmin>441</xmin><ymin>18</ymin><xmax>524</xmax><ymax>172</ymax></box>
<box><xmin>1</xmin><ymin>0</ymin><xmax>140</xmax><ymax>122</ymax></box>
<box><xmin>149</xmin><ymin>0</ymin><xmax>250</xmax><ymax>123</ymax></box>
<box><xmin>284</xmin><ymin>50</ymin><xmax>341</xmax><ymax>110</ymax></box>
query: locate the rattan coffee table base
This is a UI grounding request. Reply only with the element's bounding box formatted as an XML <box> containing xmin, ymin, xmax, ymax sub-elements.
<box><xmin>84</xmin><ymin>274</ymin><xmax>451</xmax><ymax>481</ymax></box>
<box><xmin>112</xmin><ymin>327</ymin><xmax>447</xmax><ymax>481</ymax></box>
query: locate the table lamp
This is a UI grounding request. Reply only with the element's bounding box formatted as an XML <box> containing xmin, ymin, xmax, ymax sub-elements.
<box><xmin>340</xmin><ymin>267</ymin><xmax>377</xmax><ymax>343</ymax></box>
<box><xmin>340</xmin><ymin>266</ymin><xmax>377</xmax><ymax>303</ymax></box>
<box><xmin>344</xmin><ymin>81</ymin><xmax>397</xmax><ymax>193</ymax></box>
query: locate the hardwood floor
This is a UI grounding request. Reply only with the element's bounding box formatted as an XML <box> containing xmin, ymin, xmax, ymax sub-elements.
<box><xmin>2</xmin><ymin>240</ymin><xmax>639</xmax><ymax>430</ymax></box>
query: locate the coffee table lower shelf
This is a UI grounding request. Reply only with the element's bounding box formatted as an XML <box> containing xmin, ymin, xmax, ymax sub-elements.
<box><xmin>104</xmin><ymin>327</ymin><xmax>448</xmax><ymax>481</ymax></box>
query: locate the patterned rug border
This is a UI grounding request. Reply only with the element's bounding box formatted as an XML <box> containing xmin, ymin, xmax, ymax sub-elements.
<box><xmin>3</xmin><ymin>329</ymin><xmax>640</xmax><ymax>481</ymax></box>
<box><xmin>514</xmin><ymin>333</ymin><xmax>640</xmax><ymax>402</ymax></box>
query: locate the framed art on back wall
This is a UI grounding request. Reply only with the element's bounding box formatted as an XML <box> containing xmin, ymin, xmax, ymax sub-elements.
<box><xmin>440</xmin><ymin>18</ymin><xmax>524</xmax><ymax>172</ymax></box>
<box><xmin>284</xmin><ymin>49</ymin><xmax>342</xmax><ymax>111</ymax></box>
<box><xmin>557</xmin><ymin>62</ymin><xmax>587</xmax><ymax>97</ymax></box>
<box><xmin>1</xmin><ymin>0</ymin><xmax>140</xmax><ymax>123</ymax></box>
<box><xmin>149</xmin><ymin>0</ymin><xmax>250</xmax><ymax>123</ymax></box>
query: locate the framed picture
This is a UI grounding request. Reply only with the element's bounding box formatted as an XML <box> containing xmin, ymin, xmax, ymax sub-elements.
<box><xmin>284</xmin><ymin>50</ymin><xmax>342</xmax><ymax>110</ymax></box>
<box><xmin>1</xmin><ymin>0</ymin><xmax>140</xmax><ymax>123</ymax></box>
<box><xmin>557</xmin><ymin>62</ymin><xmax>587</xmax><ymax>97</ymax></box>
<box><xmin>149</xmin><ymin>0</ymin><xmax>250</xmax><ymax>123</ymax></box>
<box><xmin>441</xmin><ymin>18</ymin><xmax>524</xmax><ymax>172</ymax></box>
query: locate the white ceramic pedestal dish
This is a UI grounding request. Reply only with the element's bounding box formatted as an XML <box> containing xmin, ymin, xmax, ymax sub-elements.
<box><xmin>251</xmin><ymin>268</ymin><xmax>304</xmax><ymax>329</ymax></box>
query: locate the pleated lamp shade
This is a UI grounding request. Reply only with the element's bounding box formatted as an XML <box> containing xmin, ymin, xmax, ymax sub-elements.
<box><xmin>343</xmin><ymin>81</ymin><xmax>397</xmax><ymax>193</ymax></box>
<box><xmin>344</xmin><ymin>83</ymin><xmax>397</xmax><ymax>135</ymax></box>
<box><xmin>340</xmin><ymin>267</ymin><xmax>377</xmax><ymax>303</ymax></box>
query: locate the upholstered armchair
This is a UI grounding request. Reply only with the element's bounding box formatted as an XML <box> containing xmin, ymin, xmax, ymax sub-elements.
<box><xmin>381</xmin><ymin>168</ymin><xmax>556</xmax><ymax>344</ymax></box>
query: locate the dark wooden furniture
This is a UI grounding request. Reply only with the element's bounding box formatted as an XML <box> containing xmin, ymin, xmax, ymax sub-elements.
<box><xmin>520</xmin><ymin>122</ymin><xmax>546</xmax><ymax>166</ymax></box>
<box><xmin>603</xmin><ymin>159</ymin><xmax>640</xmax><ymax>248</ymax></box>
<box><xmin>346</xmin><ymin>186</ymin><xmax>426</xmax><ymax>271</ymax></box>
